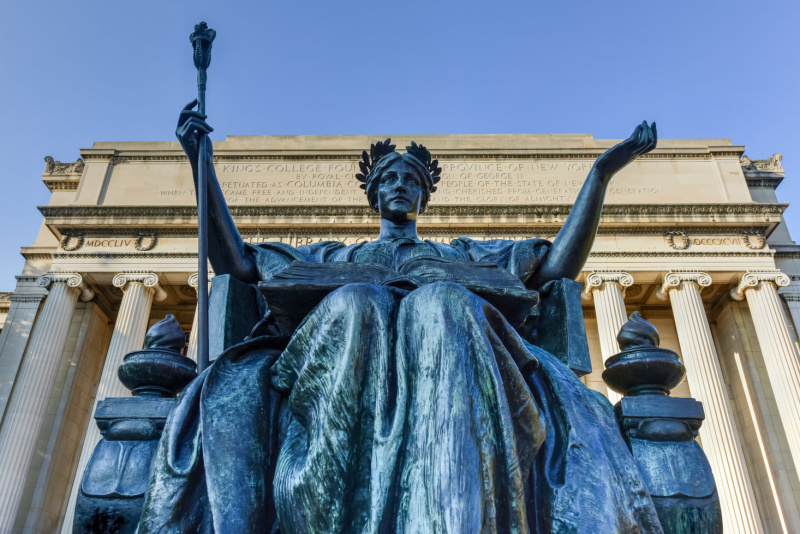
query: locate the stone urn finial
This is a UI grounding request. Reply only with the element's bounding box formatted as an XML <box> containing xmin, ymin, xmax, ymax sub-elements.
<box><xmin>602</xmin><ymin>312</ymin><xmax>685</xmax><ymax>397</ymax></box>
<box><xmin>118</xmin><ymin>315</ymin><xmax>197</xmax><ymax>397</ymax></box>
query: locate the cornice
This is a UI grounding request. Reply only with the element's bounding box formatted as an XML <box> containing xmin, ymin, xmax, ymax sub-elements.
<box><xmin>43</xmin><ymin>180</ymin><xmax>80</xmax><ymax>192</ymax></box>
<box><xmin>39</xmin><ymin>203</ymin><xmax>788</xmax><ymax>220</ymax></box>
<box><xmin>47</xmin><ymin>249</ymin><xmax>775</xmax><ymax>260</ymax></box>
<box><xmin>40</xmin><ymin>224</ymin><xmax>773</xmax><ymax>238</ymax></box>
<box><xmin>776</xmin><ymin>251</ymin><xmax>800</xmax><ymax>259</ymax></box>
<box><xmin>746</xmin><ymin>178</ymin><xmax>783</xmax><ymax>189</ymax></box>
<box><xmin>92</xmin><ymin>147</ymin><xmax>744</xmax><ymax>164</ymax></box>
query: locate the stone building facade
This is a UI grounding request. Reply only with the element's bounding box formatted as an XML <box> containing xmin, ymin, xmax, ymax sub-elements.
<box><xmin>0</xmin><ymin>134</ymin><xmax>798</xmax><ymax>533</ymax></box>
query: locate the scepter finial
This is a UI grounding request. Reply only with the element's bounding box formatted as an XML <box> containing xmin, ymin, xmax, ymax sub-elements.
<box><xmin>189</xmin><ymin>21</ymin><xmax>216</xmax><ymax>115</ymax></box>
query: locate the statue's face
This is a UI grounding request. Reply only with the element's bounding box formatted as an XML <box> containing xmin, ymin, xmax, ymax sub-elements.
<box><xmin>377</xmin><ymin>159</ymin><xmax>424</xmax><ymax>223</ymax></box>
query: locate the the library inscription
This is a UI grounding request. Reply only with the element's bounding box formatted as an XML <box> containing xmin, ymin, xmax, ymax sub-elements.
<box><xmin>158</xmin><ymin>159</ymin><xmax>665</xmax><ymax>205</ymax></box>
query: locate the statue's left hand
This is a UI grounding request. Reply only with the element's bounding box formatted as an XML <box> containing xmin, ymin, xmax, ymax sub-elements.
<box><xmin>593</xmin><ymin>121</ymin><xmax>657</xmax><ymax>180</ymax></box>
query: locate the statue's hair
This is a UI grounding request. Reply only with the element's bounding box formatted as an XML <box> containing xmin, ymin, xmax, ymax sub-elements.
<box><xmin>355</xmin><ymin>139</ymin><xmax>442</xmax><ymax>214</ymax></box>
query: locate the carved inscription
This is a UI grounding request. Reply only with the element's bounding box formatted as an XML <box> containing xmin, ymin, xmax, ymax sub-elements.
<box><xmin>157</xmin><ymin>159</ymin><xmax>666</xmax><ymax>205</ymax></box>
<box><xmin>83</xmin><ymin>238</ymin><xmax>135</xmax><ymax>248</ymax></box>
<box><xmin>241</xmin><ymin>234</ymin><xmax>556</xmax><ymax>247</ymax></box>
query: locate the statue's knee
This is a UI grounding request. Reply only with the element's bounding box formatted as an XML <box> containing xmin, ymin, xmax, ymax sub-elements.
<box><xmin>405</xmin><ymin>282</ymin><xmax>474</xmax><ymax>312</ymax></box>
<box><xmin>325</xmin><ymin>283</ymin><xmax>395</xmax><ymax>313</ymax></box>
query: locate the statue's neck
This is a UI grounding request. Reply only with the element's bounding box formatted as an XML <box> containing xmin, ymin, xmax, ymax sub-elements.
<box><xmin>378</xmin><ymin>218</ymin><xmax>420</xmax><ymax>241</ymax></box>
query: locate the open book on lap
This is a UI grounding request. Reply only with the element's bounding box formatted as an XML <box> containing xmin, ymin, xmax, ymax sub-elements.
<box><xmin>258</xmin><ymin>255</ymin><xmax>539</xmax><ymax>328</ymax></box>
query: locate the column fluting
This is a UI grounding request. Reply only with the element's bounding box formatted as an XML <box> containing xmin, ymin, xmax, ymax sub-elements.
<box><xmin>187</xmin><ymin>273</ymin><xmax>199</xmax><ymax>361</ymax></box>
<box><xmin>0</xmin><ymin>273</ymin><xmax>93</xmax><ymax>531</ymax></box>
<box><xmin>582</xmin><ymin>271</ymin><xmax>633</xmax><ymax>403</ymax></box>
<box><xmin>61</xmin><ymin>272</ymin><xmax>165</xmax><ymax>533</ymax></box>
<box><xmin>657</xmin><ymin>271</ymin><xmax>763</xmax><ymax>534</ymax></box>
<box><xmin>733</xmin><ymin>271</ymin><xmax>800</xmax><ymax>476</ymax></box>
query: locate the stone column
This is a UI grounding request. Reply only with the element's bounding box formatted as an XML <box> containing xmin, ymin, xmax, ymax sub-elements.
<box><xmin>732</xmin><ymin>271</ymin><xmax>800</xmax><ymax>476</ymax></box>
<box><xmin>61</xmin><ymin>272</ymin><xmax>166</xmax><ymax>533</ymax></box>
<box><xmin>778</xmin><ymin>284</ymin><xmax>800</xmax><ymax>344</ymax></box>
<box><xmin>0</xmin><ymin>273</ymin><xmax>93</xmax><ymax>532</ymax></box>
<box><xmin>657</xmin><ymin>271</ymin><xmax>763</xmax><ymax>533</ymax></box>
<box><xmin>187</xmin><ymin>273</ymin><xmax>199</xmax><ymax>361</ymax></box>
<box><xmin>581</xmin><ymin>271</ymin><xmax>633</xmax><ymax>403</ymax></box>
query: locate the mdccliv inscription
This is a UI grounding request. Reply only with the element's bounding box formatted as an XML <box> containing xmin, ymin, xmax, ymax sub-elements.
<box><xmin>73</xmin><ymin>23</ymin><xmax>721</xmax><ymax>534</ymax></box>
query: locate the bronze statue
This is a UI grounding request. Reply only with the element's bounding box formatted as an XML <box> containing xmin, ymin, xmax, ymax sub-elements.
<box><xmin>133</xmin><ymin>99</ymin><xmax>681</xmax><ymax>534</ymax></box>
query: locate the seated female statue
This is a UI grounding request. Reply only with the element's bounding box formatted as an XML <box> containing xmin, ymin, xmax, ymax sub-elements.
<box><xmin>138</xmin><ymin>102</ymin><xmax>664</xmax><ymax>533</ymax></box>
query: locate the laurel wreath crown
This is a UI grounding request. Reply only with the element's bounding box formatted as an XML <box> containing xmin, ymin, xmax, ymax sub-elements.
<box><xmin>355</xmin><ymin>138</ymin><xmax>442</xmax><ymax>193</ymax></box>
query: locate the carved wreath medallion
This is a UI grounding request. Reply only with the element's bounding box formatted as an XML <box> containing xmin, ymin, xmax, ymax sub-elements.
<box><xmin>665</xmin><ymin>231</ymin><xmax>691</xmax><ymax>250</ymax></box>
<box><xmin>740</xmin><ymin>231</ymin><xmax>766</xmax><ymax>250</ymax></box>
<box><xmin>135</xmin><ymin>233</ymin><xmax>158</xmax><ymax>251</ymax></box>
<box><xmin>60</xmin><ymin>233</ymin><xmax>84</xmax><ymax>251</ymax></box>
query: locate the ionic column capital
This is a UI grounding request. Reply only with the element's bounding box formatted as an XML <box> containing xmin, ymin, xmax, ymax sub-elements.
<box><xmin>112</xmin><ymin>271</ymin><xmax>167</xmax><ymax>302</ymax></box>
<box><xmin>581</xmin><ymin>270</ymin><xmax>634</xmax><ymax>301</ymax></box>
<box><xmin>36</xmin><ymin>272</ymin><xmax>94</xmax><ymax>302</ymax></box>
<box><xmin>731</xmin><ymin>270</ymin><xmax>791</xmax><ymax>301</ymax></box>
<box><xmin>187</xmin><ymin>272</ymin><xmax>212</xmax><ymax>292</ymax></box>
<box><xmin>656</xmin><ymin>270</ymin><xmax>711</xmax><ymax>301</ymax></box>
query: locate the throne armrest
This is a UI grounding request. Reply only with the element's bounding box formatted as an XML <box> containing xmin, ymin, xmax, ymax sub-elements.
<box><xmin>517</xmin><ymin>278</ymin><xmax>592</xmax><ymax>376</ymax></box>
<box><xmin>209</xmin><ymin>274</ymin><xmax>264</xmax><ymax>361</ymax></box>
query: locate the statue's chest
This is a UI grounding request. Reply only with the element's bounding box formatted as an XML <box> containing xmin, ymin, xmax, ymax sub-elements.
<box><xmin>343</xmin><ymin>240</ymin><xmax>465</xmax><ymax>270</ymax></box>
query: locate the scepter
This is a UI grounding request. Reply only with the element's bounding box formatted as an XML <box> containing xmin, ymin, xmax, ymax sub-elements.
<box><xmin>190</xmin><ymin>21</ymin><xmax>215</xmax><ymax>372</ymax></box>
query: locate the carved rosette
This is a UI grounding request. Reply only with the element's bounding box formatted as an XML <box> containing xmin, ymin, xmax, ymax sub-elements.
<box><xmin>37</xmin><ymin>272</ymin><xmax>94</xmax><ymax>302</ymax></box>
<box><xmin>730</xmin><ymin>270</ymin><xmax>791</xmax><ymax>301</ymax></box>
<box><xmin>581</xmin><ymin>271</ymin><xmax>634</xmax><ymax>301</ymax></box>
<box><xmin>113</xmin><ymin>272</ymin><xmax>168</xmax><ymax>302</ymax></box>
<box><xmin>656</xmin><ymin>271</ymin><xmax>712</xmax><ymax>300</ymax></box>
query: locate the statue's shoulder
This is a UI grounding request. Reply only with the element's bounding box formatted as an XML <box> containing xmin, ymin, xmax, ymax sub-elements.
<box><xmin>450</xmin><ymin>237</ymin><xmax>552</xmax><ymax>256</ymax></box>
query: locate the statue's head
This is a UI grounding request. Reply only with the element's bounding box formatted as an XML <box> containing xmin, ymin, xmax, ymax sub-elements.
<box><xmin>356</xmin><ymin>139</ymin><xmax>441</xmax><ymax>220</ymax></box>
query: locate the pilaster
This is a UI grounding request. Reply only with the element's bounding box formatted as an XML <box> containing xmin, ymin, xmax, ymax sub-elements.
<box><xmin>657</xmin><ymin>271</ymin><xmax>763</xmax><ymax>533</ymax></box>
<box><xmin>582</xmin><ymin>270</ymin><xmax>633</xmax><ymax>403</ymax></box>
<box><xmin>0</xmin><ymin>273</ymin><xmax>93</xmax><ymax>532</ymax></box>
<box><xmin>732</xmin><ymin>270</ymin><xmax>800</xmax><ymax>478</ymax></box>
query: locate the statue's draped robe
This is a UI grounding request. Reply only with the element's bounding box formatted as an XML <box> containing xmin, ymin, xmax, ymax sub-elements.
<box><xmin>139</xmin><ymin>238</ymin><xmax>663</xmax><ymax>534</ymax></box>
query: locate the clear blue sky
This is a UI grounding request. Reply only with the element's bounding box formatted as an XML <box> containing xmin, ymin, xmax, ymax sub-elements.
<box><xmin>0</xmin><ymin>0</ymin><xmax>797</xmax><ymax>290</ymax></box>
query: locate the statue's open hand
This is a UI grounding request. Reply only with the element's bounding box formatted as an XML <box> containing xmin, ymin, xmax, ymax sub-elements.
<box><xmin>594</xmin><ymin>121</ymin><xmax>657</xmax><ymax>180</ymax></box>
<box><xmin>176</xmin><ymin>99</ymin><xmax>214</xmax><ymax>166</ymax></box>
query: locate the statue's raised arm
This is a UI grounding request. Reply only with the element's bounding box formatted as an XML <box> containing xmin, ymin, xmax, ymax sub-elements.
<box><xmin>529</xmin><ymin>121</ymin><xmax>657</xmax><ymax>287</ymax></box>
<box><xmin>176</xmin><ymin>100</ymin><xmax>259</xmax><ymax>283</ymax></box>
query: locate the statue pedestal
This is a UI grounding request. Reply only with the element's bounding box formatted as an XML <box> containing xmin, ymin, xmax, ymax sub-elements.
<box><xmin>604</xmin><ymin>312</ymin><xmax>722</xmax><ymax>534</ymax></box>
<box><xmin>72</xmin><ymin>316</ymin><xmax>196</xmax><ymax>534</ymax></box>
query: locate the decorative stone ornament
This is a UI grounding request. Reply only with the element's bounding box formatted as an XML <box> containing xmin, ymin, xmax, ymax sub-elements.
<box><xmin>60</xmin><ymin>232</ymin><xmax>84</xmax><ymax>251</ymax></box>
<box><xmin>740</xmin><ymin>230</ymin><xmax>766</xmax><ymax>250</ymax></box>
<box><xmin>135</xmin><ymin>233</ymin><xmax>158</xmax><ymax>251</ymax></box>
<box><xmin>665</xmin><ymin>230</ymin><xmax>691</xmax><ymax>250</ymax></box>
